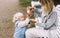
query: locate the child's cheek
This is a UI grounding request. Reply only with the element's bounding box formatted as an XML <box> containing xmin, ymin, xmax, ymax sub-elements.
<box><xmin>18</xmin><ymin>17</ymin><xmax>22</xmax><ymax>21</ymax></box>
<box><xmin>22</xmin><ymin>18</ymin><xmax>24</xmax><ymax>20</ymax></box>
<box><xmin>21</xmin><ymin>18</ymin><xmax>24</xmax><ymax>21</ymax></box>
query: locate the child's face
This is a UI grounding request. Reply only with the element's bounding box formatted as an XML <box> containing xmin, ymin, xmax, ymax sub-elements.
<box><xmin>18</xmin><ymin>16</ymin><xmax>24</xmax><ymax>21</ymax></box>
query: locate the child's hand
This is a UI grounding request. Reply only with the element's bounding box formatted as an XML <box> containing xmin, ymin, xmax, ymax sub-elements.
<box><xmin>26</xmin><ymin>13</ymin><xmax>31</xmax><ymax>17</ymax></box>
<box><xmin>30</xmin><ymin>19</ymin><xmax>36</xmax><ymax>23</ymax></box>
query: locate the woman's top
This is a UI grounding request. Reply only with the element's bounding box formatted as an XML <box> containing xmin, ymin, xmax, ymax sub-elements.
<box><xmin>34</xmin><ymin>7</ymin><xmax>57</xmax><ymax>30</ymax></box>
<box><xmin>56</xmin><ymin>5</ymin><xmax>60</xmax><ymax>38</ymax></box>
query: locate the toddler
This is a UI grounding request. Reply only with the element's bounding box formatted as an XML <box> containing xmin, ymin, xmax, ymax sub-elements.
<box><xmin>13</xmin><ymin>12</ymin><xmax>30</xmax><ymax>38</ymax></box>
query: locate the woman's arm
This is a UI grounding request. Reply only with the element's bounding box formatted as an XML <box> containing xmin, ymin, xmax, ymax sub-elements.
<box><xmin>37</xmin><ymin>11</ymin><xmax>57</xmax><ymax>29</ymax></box>
<box><xmin>44</xmin><ymin>12</ymin><xmax>57</xmax><ymax>29</ymax></box>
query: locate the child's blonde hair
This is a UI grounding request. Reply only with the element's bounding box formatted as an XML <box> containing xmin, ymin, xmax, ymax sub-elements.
<box><xmin>12</xmin><ymin>12</ymin><xmax>23</xmax><ymax>22</ymax></box>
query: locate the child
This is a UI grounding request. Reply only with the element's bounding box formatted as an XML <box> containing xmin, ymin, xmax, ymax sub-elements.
<box><xmin>13</xmin><ymin>12</ymin><xmax>30</xmax><ymax>38</ymax></box>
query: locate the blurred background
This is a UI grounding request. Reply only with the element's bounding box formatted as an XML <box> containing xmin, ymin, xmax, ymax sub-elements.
<box><xmin>0</xmin><ymin>0</ymin><xmax>60</xmax><ymax>38</ymax></box>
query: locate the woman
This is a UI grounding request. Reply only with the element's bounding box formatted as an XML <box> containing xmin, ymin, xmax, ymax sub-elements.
<box><xmin>25</xmin><ymin>0</ymin><xmax>57</xmax><ymax>38</ymax></box>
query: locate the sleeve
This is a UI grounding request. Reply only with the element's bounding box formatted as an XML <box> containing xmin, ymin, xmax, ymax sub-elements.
<box><xmin>44</xmin><ymin>12</ymin><xmax>57</xmax><ymax>29</ymax></box>
<box><xmin>36</xmin><ymin>11</ymin><xmax>57</xmax><ymax>29</ymax></box>
<box><xmin>18</xmin><ymin>17</ymin><xmax>30</xmax><ymax>27</ymax></box>
<box><xmin>35</xmin><ymin>17</ymin><xmax>42</xmax><ymax>23</ymax></box>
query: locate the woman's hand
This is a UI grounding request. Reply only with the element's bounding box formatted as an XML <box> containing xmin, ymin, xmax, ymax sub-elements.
<box><xmin>27</xmin><ymin>6</ymin><xmax>34</xmax><ymax>13</ymax></box>
<box><xmin>26</xmin><ymin>6</ymin><xmax>34</xmax><ymax>17</ymax></box>
<box><xmin>27</xmin><ymin>6</ymin><xmax>34</xmax><ymax>11</ymax></box>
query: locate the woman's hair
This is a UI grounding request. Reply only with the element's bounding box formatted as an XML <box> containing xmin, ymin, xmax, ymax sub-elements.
<box><xmin>39</xmin><ymin>0</ymin><xmax>54</xmax><ymax>14</ymax></box>
<box><xmin>12</xmin><ymin>12</ymin><xmax>23</xmax><ymax>22</ymax></box>
<box><xmin>54</xmin><ymin>0</ymin><xmax>60</xmax><ymax>6</ymax></box>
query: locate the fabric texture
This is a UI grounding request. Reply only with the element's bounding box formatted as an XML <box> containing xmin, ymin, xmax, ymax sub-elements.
<box><xmin>35</xmin><ymin>7</ymin><xmax>57</xmax><ymax>30</ymax></box>
<box><xmin>56</xmin><ymin>5</ymin><xmax>60</xmax><ymax>38</ymax></box>
<box><xmin>13</xmin><ymin>21</ymin><xmax>27</xmax><ymax>38</ymax></box>
<box><xmin>25</xmin><ymin>28</ymin><xmax>49</xmax><ymax>38</ymax></box>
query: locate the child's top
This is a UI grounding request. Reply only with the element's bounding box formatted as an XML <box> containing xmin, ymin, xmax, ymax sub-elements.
<box><xmin>14</xmin><ymin>17</ymin><xmax>30</xmax><ymax>37</ymax></box>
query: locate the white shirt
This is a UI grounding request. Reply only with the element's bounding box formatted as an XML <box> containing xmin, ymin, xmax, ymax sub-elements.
<box><xmin>18</xmin><ymin>17</ymin><xmax>30</xmax><ymax>27</ymax></box>
<box><xmin>35</xmin><ymin>17</ymin><xmax>43</xmax><ymax>29</ymax></box>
